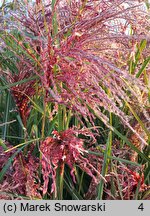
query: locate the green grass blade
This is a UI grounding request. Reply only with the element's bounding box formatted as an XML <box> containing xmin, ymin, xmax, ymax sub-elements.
<box><xmin>112</xmin><ymin>127</ymin><xmax>150</xmax><ymax>163</ymax></box>
<box><xmin>0</xmin><ymin>75</ymin><xmax>39</xmax><ymax>91</ymax></box>
<box><xmin>97</xmin><ymin>133</ymin><xmax>111</xmax><ymax>199</ymax></box>
<box><xmin>88</xmin><ymin>150</ymin><xmax>141</xmax><ymax>167</ymax></box>
<box><xmin>0</xmin><ymin>145</ymin><xmax>24</xmax><ymax>182</ymax></box>
<box><xmin>5</xmin><ymin>138</ymin><xmax>41</xmax><ymax>153</ymax></box>
<box><xmin>136</xmin><ymin>56</ymin><xmax>150</xmax><ymax>78</ymax></box>
<box><xmin>125</xmin><ymin>101</ymin><xmax>150</xmax><ymax>139</ymax></box>
<box><xmin>2</xmin><ymin>92</ymin><xmax>10</xmax><ymax>140</ymax></box>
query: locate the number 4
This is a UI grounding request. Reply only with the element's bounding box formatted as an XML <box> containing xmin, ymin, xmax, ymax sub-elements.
<box><xmin>138</xmin><ymin>203</ymin><xmax>144</xmax><ymax>211</ymax></box>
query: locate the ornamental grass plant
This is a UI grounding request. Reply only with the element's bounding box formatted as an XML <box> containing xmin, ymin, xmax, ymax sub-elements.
<box><xmin>0</xmin><ymin>0</ymin><xmax>150</xmax><ymax>199</ymax></box>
